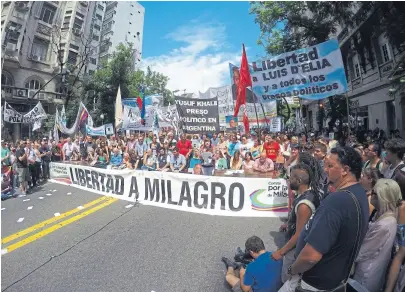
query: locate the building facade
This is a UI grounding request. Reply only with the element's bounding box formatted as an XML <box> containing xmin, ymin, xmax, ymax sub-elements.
<box><xmin>1</xmin><ymin>1</ymin><xmax>144</xmax><ymax>141</ymax></box>
<box><xmin>99</xmin><ymin>1</ymin><xmax>144</xmax><ymax>68</ymax></box>
<box><xmin>303</xmin><ymin>4</ymin><xmax>405</xmax><ymax>138</ymax></box>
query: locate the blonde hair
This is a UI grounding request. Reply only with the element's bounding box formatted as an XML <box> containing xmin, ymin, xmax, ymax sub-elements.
<box><xmin>373</xmin><ymin>178</ymin><xmax>402</xmax><ymax>219</ymax></box>
<box><xmin>291</xmin><ymin>136</ymin><xmax>298</xmax><ymax>143</ymax></box>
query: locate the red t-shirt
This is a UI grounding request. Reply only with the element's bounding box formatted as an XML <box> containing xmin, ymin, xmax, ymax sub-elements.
<box><xmin>177</xmin><ymin>139</ymin><xmax>192</xmax><ymax>156</ymax></box>
<box><xmin>263</xmin><ymin>142</ymin><xmax>280</xmax><ymax>161</ymax></box>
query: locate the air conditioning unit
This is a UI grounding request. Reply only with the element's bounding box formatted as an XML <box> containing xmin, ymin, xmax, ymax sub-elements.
<box><xmin>31</xmin><ymin>54</ymin><xmax>41</xmax><ymax>61</ymax></box>
<box><xmin>16</xmin><ymin>89</ymin><xmax>27</xmax><ymax>97</ymax></box>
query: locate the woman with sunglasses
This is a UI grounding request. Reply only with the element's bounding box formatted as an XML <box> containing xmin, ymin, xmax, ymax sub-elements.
<box><xmin>360</xmin><ymin>168</ymin><xmax>383</xmax><ymax>219</ymax></box>
<box><xmin>353</xmin><ymin>179</ymin><xmax>401</xmax><ymax>292</ymax></box>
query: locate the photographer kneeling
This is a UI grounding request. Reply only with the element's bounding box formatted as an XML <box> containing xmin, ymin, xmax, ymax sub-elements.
<box><xmin>222</xmin><ymin>236</ymin><xmax>282</xmax><ymax>292</ymax></box>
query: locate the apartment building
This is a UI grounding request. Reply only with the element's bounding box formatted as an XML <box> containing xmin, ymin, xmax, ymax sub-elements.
<box><xmin>99</xmin><ymin>1</ymin><xmax>144</xmax><ymax>68</ymax></box>
<box><xmin>1</xmin><ymin>1</ymin><xmax>106</xmax><ymax>140</ymax></box>
<box><xmin>303</xmin><ymin>4</ymin><xmax>405</xmax><ymax>137</ymax></box>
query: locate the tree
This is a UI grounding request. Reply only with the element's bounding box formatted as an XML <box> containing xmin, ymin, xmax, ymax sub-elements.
<box><xmin>250</xmin><ymin>1</ymin><xmax>359</xmax><ymax>133</ymax></box>
<box><xmin>130</xmin><ymin>66</ymin><xmax>172</xmax><ymax>105</ymax></box>
<box><xmin>84</xmin><ymin>43</ymin><xmax>172</xmax><ymax>125</ymax></box>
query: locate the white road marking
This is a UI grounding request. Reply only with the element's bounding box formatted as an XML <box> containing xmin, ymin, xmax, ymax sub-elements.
<box><xmin>1</xmin><ymin>249</ymin><xmax>8</xmax><ymax>255</ymax></box>
<box><xmin>67</xmin><ymin>192</ymin><xmax>72</xmax><ymax>195</ymax></box>
<box><xmin>46</xmin><ymin>193</ymin><xmax>52</xmax><ymax>196</ymax></box>
<box><xmin>22</xmin><ymin>199</ymin><xmax>30</xmax><ymax>202</ymax></box>
<box><xmin>17</xmin><ymin>217</ymin><xmax>24</xmax><ymax>223</ymax></box>
<box><xmin>125</xmin><ymin>204</ymin><xmax>134</xmax><ymax>208</ymax></box>
<box><xmin>54</xmin><ymin>213</ymin><xmax>61</xmax><ymax>217</ymax></box>
<box><xmin>18</xmin><ymin>194</ymin><xmax>26</xmax><ymax>198</ymax></box>
<box><xmin>77</xmin><ymin>206</ymin><xmax>84</xmax><ymax>210</ymax></box>
<box><xmin>27</xmin><ymin>206</ymin><xmax>33</xmax><ymax>210</ymax></box>
<box><xmin>38</xmin><ymin>197</ymin><xmax>44</xmax><ymax>200</ymax></box>
<box><xmin>1</xmin><ymin>208</ymin><xmax>5</xmax><ymax>211</ymax></box>
<box><xmin>52</xmin><ymin>190</ymin><xmax>57</xmax><ymax>192</ymax></box>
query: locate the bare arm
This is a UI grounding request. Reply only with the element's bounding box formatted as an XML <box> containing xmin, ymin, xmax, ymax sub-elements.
<box><xmin>291</xmin><ymin>243</ymin><xmax>323</xmax><ymax>275</ymax></box>
<box><xmin>385</xmin><ymin>247</ymin><xmax>405</xmax><ymax>292</ymax></box>
<box><xmin>274</xmin><ymin>204</ymin><xmax>312</xmax><ymax>260</ymax></box>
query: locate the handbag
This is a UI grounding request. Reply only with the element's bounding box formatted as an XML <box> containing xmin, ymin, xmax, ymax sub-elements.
<box><xmin>295</xmin><ymin>190</ymin><xmax>363</xmax><ymax>292</ymax></box>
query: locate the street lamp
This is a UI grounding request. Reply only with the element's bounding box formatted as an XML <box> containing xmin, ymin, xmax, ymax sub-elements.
<box><xmin>100</xmin><ymin>114</ymin><xmax>104</xmax><ymax>126</ymax></box>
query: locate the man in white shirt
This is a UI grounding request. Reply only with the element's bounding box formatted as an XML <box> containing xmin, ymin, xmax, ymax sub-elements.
<box><xmin>62</xmin><ymin>137</ymin><xmax>77</xmax><ymax>161</ymax></box>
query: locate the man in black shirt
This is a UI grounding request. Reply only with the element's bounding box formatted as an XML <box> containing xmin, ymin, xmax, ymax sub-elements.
<box><xmin>40</xmin><ymin>138</ymin><xmax>52</xmax><ymax>180</ymax></box>
<box><xmin>280</xmin><ymin>146</ymin><xmax>369</xmax><ymax>292</ymax></box>
<box><xmin>15</xmin><ymin>141</ymin><xmax>30</xmax><ymax>195</ymax></box>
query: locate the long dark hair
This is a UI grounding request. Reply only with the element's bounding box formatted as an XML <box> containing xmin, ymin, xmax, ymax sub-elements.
<box><xmin>298</xmin><ymin>152</ymin><xmax>323</xmax><ymax>200</ymax></box>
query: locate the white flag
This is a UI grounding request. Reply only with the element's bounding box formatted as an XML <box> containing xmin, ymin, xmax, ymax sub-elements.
<box><xmin>60</xmin><ymin>105</ymin><xmax>67</xmax><ymax>126</ymax></box>
<box><xmin>33</xmin><ymin>119</ymin><xmax>42</xmax><ymax>132</ymax></box>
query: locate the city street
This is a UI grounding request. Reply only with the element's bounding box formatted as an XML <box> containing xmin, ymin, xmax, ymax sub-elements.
<box><xmin>1</xmin><ymin>183</ymin><xmax>284</xmax><ymax>292</ymax></box>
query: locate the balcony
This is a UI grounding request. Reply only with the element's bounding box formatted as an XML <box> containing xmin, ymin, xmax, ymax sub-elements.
<box><xmin>1</xmin><ymin>85</ymin><xmax>65</xmax><ymax>104</ymax></box>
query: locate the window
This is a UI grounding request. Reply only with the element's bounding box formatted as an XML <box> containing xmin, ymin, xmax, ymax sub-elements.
<box><xmin>31</xmin><ymin>38</ymin><xmax>49</xmax><ymax>61</ymax></box>
<box><xmin>2</xmin><ymin>72</ymin><xmax>14</xmax><ymax>86</ymax></box>
<box><xmin>25</xmin><ymin>79</ymin><xmax>42</xmax><ymax>90</ymax></box>
<box><xmin>65</xmin><ymin>10</ymin><xmax>72</xmax><ymax>15</ymax></box>
<box><xmin>92</xmin><ymin>34</ymin><xmax>99</xmax><ymax>41</ymax></box>
<box><xmin>100</xmin><ymin>44</ymin><xmax>109</xmax><ymax>53</ymax></box>
<box><xmin>381</xmin><ymin>43</ymin><xmax>391</xmax><ymax>63</ymax></box>
<box><xmin>69</xmin><ymin>44</ymin><xmax>79</xmax><ymax>50</ymax></box>
<box><xmin>39</xmin><ymin>3</ymin><xmax>57</xmax><ymax>24</ymax></box>
<box><xmin>97</xmin><ymin>4</ymin><xmax>104</xmax><ymax>11</ymax></box>
<box><xmin>67</xmin><ymin>50</ymin><xmax>78</xmax><ymax>64</ymax></box>
<box><xmin>76</xmin><ymin>12</ymin><xmax>84</xmax><ymax>19</ymax></box>
<box><xmin>102</xmin><ymin>21</ymin><xmax>113</xmax><ymax>31</ymax></box>
<box><xmin>354</xmin><ymin>63</ymin><xmax>361</xmax><ymax>78</ymax></box>
<box><xmin>2</xmin><ymin>72</ymin><xmax>13</xmax><ymax>93</ymax></box>
<box><xmin>94</xmin><ymin>24</ymin><xmax>100</xmax><ymax>31</ymax></box>
<box><xmin>90</xmin><ymin>57</ymin><xmax>97</xmax><ymax>65</ymax></box>
<box><xmin>63</xmin><ymin>16</ymin><xmax>70</xmax><ymax>28</ymax></box>
<box><xmin>96</xmin><ymin>14</ymin><xmax>102</xmax><ymax>21</ymax></box>
<box><xmin>73</xmin><ymin>17</ymin><xmax>83</xmax><ymax>30</ymax></box>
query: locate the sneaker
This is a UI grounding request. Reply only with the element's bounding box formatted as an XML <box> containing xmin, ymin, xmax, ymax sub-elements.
<box><xmin>221</xmin><ymin>257</ymin><xmax>238</xmax><ymax>270</ymax></box>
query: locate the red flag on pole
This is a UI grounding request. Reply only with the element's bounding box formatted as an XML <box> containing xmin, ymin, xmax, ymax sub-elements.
<box><xmin>234</xmin><ymin>44</ymin><xmax>252</xmax><ymax>121</ymax></box>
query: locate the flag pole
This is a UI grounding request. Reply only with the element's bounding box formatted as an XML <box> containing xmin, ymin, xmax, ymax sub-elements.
<box><xmin>251</xmin><ymin>90</ymin><xmax>261</xmax><ymax>144</ymax></box>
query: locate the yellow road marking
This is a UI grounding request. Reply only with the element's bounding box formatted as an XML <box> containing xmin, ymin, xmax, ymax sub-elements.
<box><xmin>3</xmin><ymin>197</ymin><xmax>118</xmax><ymax>254</ymax></box>
<box><xmin>2</xmin><ymin>196</ymin><xmax>109</xmax><ymax>245</ymax></box>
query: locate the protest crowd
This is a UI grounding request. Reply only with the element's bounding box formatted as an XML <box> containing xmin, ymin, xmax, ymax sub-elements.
<box><xmin>2</xmin><ymin>126</ymin><xmax>405</xmax><ymax>292</ymax></box>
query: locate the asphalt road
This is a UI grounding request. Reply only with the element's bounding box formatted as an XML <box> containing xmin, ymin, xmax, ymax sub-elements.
<box><xmin>1</xmin><ymin>182</ymin><xmax>285</xmax><ymax>292</ymax></box>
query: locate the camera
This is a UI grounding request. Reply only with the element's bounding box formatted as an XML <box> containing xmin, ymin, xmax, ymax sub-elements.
<box><xmin>234</xmin><ymin>247</ymin><xmax>254</xmax><ymax>268</ymax></box>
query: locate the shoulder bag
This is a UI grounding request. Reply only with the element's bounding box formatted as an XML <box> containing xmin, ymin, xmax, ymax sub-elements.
<box><xmin>295</xmin><ymin>190</ymin><xmax>363</xmax><ymax>292</ymax></box>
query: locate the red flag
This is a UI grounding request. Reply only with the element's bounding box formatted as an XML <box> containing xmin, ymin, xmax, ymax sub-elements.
<box><xmin>136</xmin><ymin>96</ymin><xmax>142</xmax><ymax>111</ymax></box>
<box><xmin>234</xmin><ymin>44</ymin><xmax>252</xmax><ymax>118</ymax></box>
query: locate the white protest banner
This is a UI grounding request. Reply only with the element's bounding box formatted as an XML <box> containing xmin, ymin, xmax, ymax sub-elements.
<box><xmin>269</xmin><ymin>117</ymin><xmax>283</xmax><ymax>132</ymax></box>
<box><xmin>105</xmin><ymin>123</ymin><xmax>114</xmax><ymax>135</ymax></box>
<box><xmin>122</xmin><ymin>104</ymin><xmax>150</xmax><ymax>130</ymax></box>
<box><xmin>86</xmin><ymin>124</ymin><xmax>106</xmax><ymax>136</ymax></box>
<box><xmin>50</xmin><ymin>162</ymin><xmax>288</xmax><ymax>217</ymax></box>
<box><xmin>33</xmin><ymin>119</ymin><xmax>42</xmax><ymax>132</ymax></box>
<box><xmin>23</xmin><ymin>101</ymin><xmax>47</xmax><ymax>123</ymax></box>
<box><xmin>3</xmin><ymin>102</ymin><xmax>23</xmax><ymax>123</ymax></box>
<box><xmin>251</xmin><ymin>39</ymin><xmax>348</xmax><ymax>102</ymax></box>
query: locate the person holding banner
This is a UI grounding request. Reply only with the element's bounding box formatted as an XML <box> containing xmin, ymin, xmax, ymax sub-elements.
<box><xmin>142</xmin><ymin>149</ymin><xmax>157</xmax><ymax>171</ymax></box>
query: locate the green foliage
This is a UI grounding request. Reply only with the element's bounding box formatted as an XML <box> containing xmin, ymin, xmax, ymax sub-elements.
<box><xmin>82</xmin><ymin>43</ymin><xmax>171</xmax><ymax>125</ymax></box>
